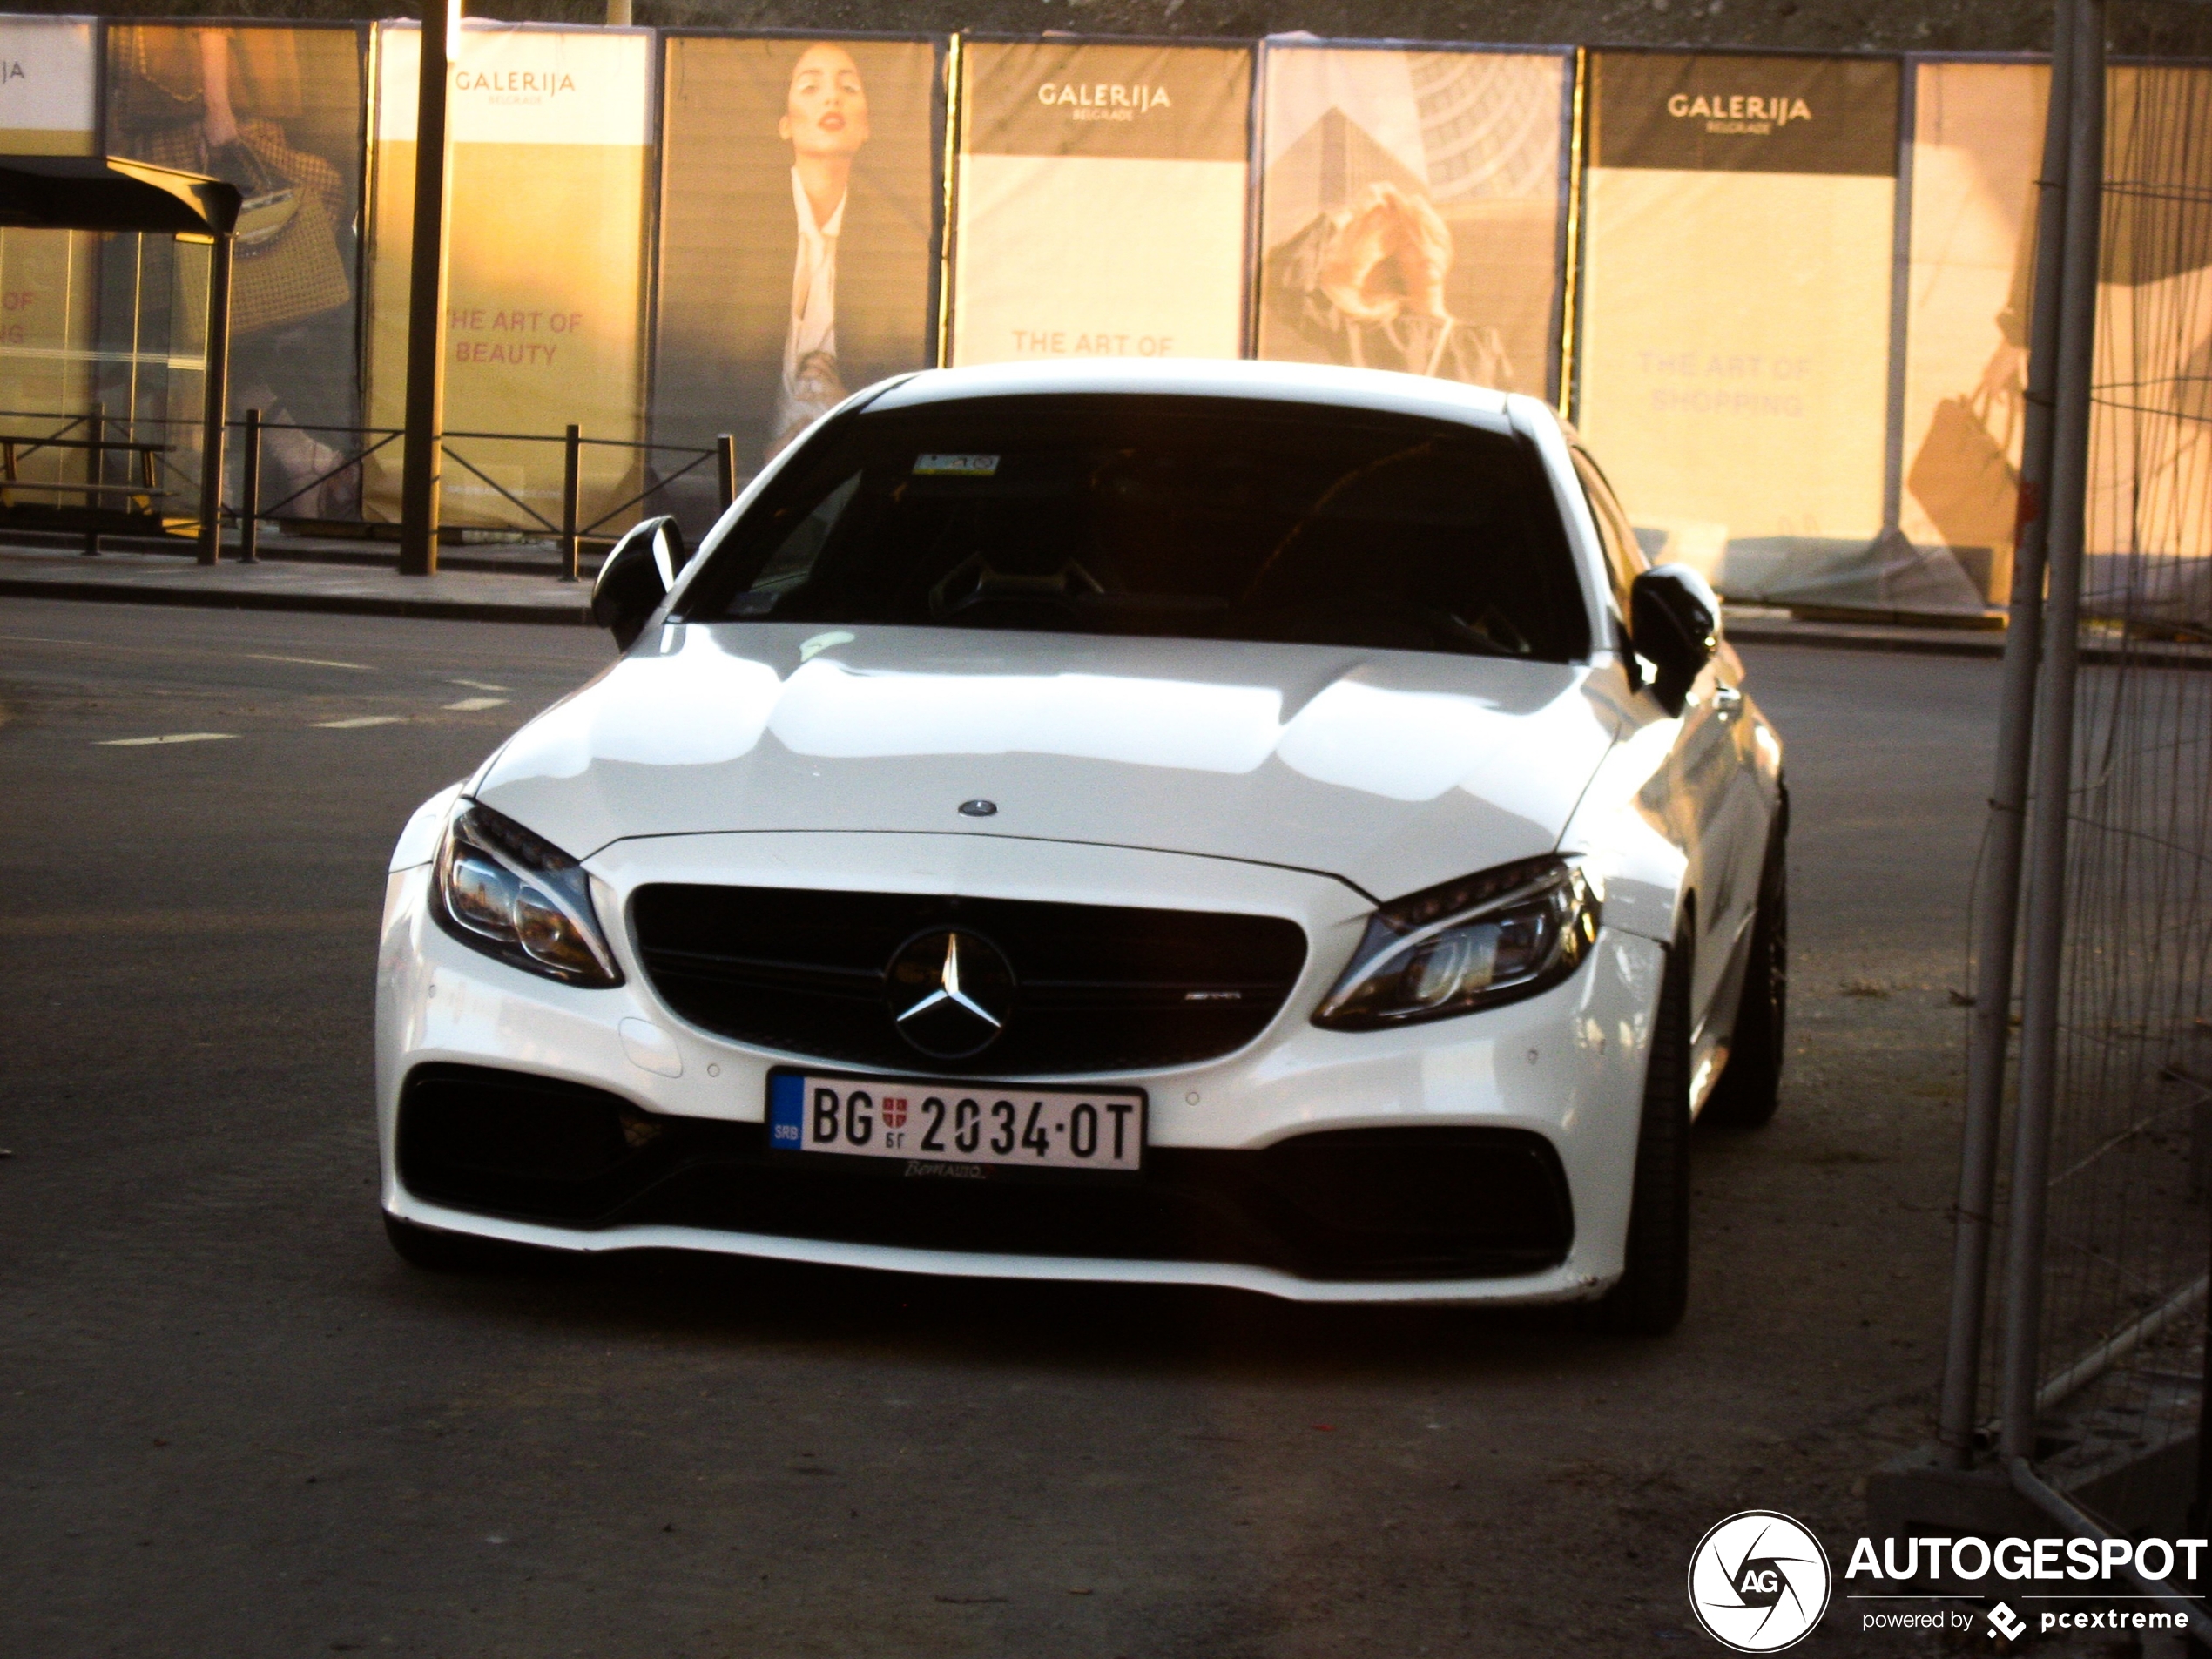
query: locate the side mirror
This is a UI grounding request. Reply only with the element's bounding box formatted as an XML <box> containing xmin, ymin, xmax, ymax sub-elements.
<box><xmin>1629</xmin><ymin>563</ymin><xmax>1719</xmax><ymax>715</ymax></box>
<box><xmin>590</xmin><ymin>516</ymin><xmax>688</xmax><ymax>651</ymax></box>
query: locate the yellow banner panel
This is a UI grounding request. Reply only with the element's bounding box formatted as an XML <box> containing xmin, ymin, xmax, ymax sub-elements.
<box><xmin>1902</xmin><ymin>60</ymin><xmax>2212</xmax><ymax>610</ymax></box>
<box><xmin>1579</xmin><ymin>52</ymin><xmax>1898</xmax><ymax>604</ymax></box>
<box><xmin>1898</xmin><ymin>61</ymin><xmax>2046</xmax><ymax>604</ymax></box>
<box><xmin>368</xmin><ymin>22</ymin><xmax>651</xmax><ymax>534</ymax></box>
<box><xmin>1257</xmin><ymin>45</ymin><xmax>1569</xmax><ymax>400</ymax></box>
<box><xmin>2087</xmin><ymin>64</ymin><xmax>2212</xmax><ymax>596</ymax></box>
<box><xmin>951</xmin><ymin>41</ymin><xmax>1251</xmax><ymax>367</ymax></box>
<box><xmin>0</xmin><ymin>17</ymin><xmax>96</xmax><ymax>475</ymax></box>
<box><xmin>656</xmin><ymin>35</ymin><xmax>940</xmax><ymax>515</ymax></box>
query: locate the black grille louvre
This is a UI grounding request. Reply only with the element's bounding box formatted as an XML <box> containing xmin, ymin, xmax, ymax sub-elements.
<box><xmin>631</xmin><ymin>885</ymin><xmax>1308</xmax><ymax>1076</ymax></box>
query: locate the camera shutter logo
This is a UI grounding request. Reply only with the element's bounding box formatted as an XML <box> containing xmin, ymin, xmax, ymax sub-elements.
<box><xmin>1686</xmin><ymin>1510</ymin><xmax>1831</xmax><ymax>1652</ymax></box>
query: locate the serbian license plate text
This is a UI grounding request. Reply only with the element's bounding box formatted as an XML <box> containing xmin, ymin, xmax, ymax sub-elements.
<box><xmin>769</xmin><ymin>1073</ymin><xmax>1144</xmax><ymax>1171</ymax></box>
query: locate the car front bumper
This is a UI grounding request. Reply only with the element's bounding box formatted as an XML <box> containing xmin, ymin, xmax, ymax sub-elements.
<box><xmin>376</xmin><ymin>830</ymin><xmax>1666</xmax><ymax>1305</ymax></box>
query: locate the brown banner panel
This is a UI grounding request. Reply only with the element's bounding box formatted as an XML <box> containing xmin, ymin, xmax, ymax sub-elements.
<box><xmin>655</xmin><ymin>34</ymin><xmax>941</xmax><ymax>519</ymax></box>
<box><xmin>963</xmin><ymin>37</ymin><xmax>1250</xmax><ymax>161</ymax></box>
<box><xmin>105</xmin><ymin>23</ymin><xmax>367</xmax><ymax>519</ymax></box>
<box><xmin>1592</xmin><ymin>51</ymin><xmax>1898</xmax><ymax>176</ymax></box>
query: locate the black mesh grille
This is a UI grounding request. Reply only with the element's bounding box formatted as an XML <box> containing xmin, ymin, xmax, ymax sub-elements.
<box><xmin>630</xmin><ymin>885</ymin><xmax>1309</xmax><ymax>1076</ymax></box>
<box><xmin>395</xmin><ymin>1065</ymin><xmax>1574</xmax><ymax>1282</ymax></box>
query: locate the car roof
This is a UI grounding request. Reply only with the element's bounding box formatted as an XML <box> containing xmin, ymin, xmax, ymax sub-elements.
<box><xmin>865</xmin><ymin>358</ymin><xmax>1518</xmax><ymax>434</ymax></box>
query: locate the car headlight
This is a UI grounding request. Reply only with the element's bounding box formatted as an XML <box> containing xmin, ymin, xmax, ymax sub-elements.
<box><xmin>430</xmin><ymin>800</ymin><xmax>623</xmax><ymax>988</ymax></box>
<box><xmin>1312</xmin><ymin>856</ymin><xmax>1599</xmax><ymax>1030</ymax></box>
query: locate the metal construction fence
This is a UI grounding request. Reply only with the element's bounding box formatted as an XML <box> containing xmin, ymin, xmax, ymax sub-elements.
<box><xmin>2009</xmin><ymin>45</ymin><xmax>2212</xmax><ymax>1521</ymax></box>
<box><xmin>1930</xmin><ymin>1</ymin><xmax>2212</xmax><ymax>1623</ymax></box>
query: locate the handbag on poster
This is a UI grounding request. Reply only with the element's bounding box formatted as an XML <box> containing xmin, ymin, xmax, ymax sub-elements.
<box><xmin>210</xmin><ymin>132</ymin><xmax>354</xmax><ymax>336</ymax></box>
<box><xmin>131</xmin><ymin>120</ymin><xmax>354</xmax><ymax>337</ymax></box>
<box><xmin>1907</xmin><ymin>389</ymin><xmax>2020</xmax><ymax>552</ymax></box>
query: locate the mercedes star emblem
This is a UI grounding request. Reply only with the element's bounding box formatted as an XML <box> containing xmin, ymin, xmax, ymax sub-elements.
<box><xmin>886</xmin><ymin>928</ymin><xmax>1016</xmax><ymax>1059</ymax></box>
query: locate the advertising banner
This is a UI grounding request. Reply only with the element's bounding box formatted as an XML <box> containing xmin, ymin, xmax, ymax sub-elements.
<box><xmin>2087</xmin><ymin>64</ymin><xmax>2212</xmax><ymax>624</ymax></box>
<box><xmin>106</xmin><ymin>23</ymin><xmax>366</xmax><ymax>518</ymax></box>
<box><xmin>0</xmin><ymin>15</ymin><xmax>96</xmax><ymax>487</ymax></box>
<box><xmin>1257</xmin><ymin>43</ymin><xmax>1569</xmax><ymax>401</ymax></box>
<box><xmin>1898</xmin><ymin>61</ymin><xmax>2046</xmax><ymax>608</ymax></box>
<box><xmin>655</xmin><ymin>34</ymin><xmax>941</xmax><ymax>524</ymax></box>
<box><xmin>1578</xmin><ymin>52</ymin><xmax>1903</xmax><ymax>607</ymax></box>
<box><xmin>368</xmin><ymin>21</ymin><xmax>652</xmax><ymax>532</ymax></box>
<box><xmin>949</xmin><ymin>39</ymin><xmax>1251</xmax><ymax>367</ymax></box>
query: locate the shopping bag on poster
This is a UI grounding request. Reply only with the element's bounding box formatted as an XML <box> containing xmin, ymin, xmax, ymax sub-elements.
<box><xmin>1907</xmin><ymin>390</ymin><xmax>2020</xmax><ymax>552</ymax></box>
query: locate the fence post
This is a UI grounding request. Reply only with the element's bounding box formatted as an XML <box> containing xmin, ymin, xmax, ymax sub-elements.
<box><xmin>1936</xmin><ymin>6</ymin><xmax>2076</xmax><ymax>1468</ymax></box>
<box><xmin>196</xmin><ymin>234</ymin><xmax>233</xmax><ymax>567</ymax></box>
<box><xmin>239</xmin><ymin>407</ymin><xmax>261</xmax><ymax>564</ymax></box>
<box><xmin>83</xmin><ymin>400</ymin><xmax>103</xmax><ymax>556</ymax></box>
<box><xmin>1998</xmin><ymin>0</ymin><xmax>2106</xmax><ymax>1469</ymax></box>
<box><xmin>398</xmin><ymin>0</ymin><xmax>456</xmax><ymax>577</ymax></box>
<box><xmin>560</xmin><ymin>423</ymin><xmax>582</xmax><ymax>583</ymax></box>
<box><xmin>717</xmin><ymin>433</ymin><xmax>738</xmax><ymax>514</ymax></box>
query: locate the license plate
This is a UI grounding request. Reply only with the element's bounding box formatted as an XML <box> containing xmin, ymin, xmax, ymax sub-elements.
<box><xmin>768</xmin><ymin>1070</ymin><xmax>1146</xmax><ymax>1172</ymax></box>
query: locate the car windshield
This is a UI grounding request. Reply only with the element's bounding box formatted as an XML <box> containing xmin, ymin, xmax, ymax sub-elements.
<box><xmin>676</xmin><ymin>394</ymin><xmax>1590</xmax><ymax>661</ymax></box>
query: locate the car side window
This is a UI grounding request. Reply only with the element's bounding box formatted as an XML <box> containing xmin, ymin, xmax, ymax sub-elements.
<box><xmin>1570</xmin><ymin>448</ymin><xmax>1647</xmax><ymax>622</ymax></box>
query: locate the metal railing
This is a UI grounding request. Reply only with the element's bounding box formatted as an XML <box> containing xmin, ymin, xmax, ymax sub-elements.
<box><xmin>0</xmin><ymin>405</ymin><xmax>743</xmax><ymax>582</ymax></box>
<box><xmin>431</xmin><ymin>426</ymin><xmax>735</xmax><ymax>581</ymax></box>
<box><xmin>232</xmin><ymin>413</ymin><xmax>401</xmax><ymax>564</ymax></box>
<box><xmin>0</xmin><ymin>406</ymin><xmax>174</xmax><ymax>554</ymax></box>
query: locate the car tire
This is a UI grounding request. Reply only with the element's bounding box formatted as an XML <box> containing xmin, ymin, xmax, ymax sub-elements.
<box><xmin>1586</xmin><ymin>933</ymin><xmax>1693</xmax><ymax>1337</ymax></box>
<box><xmin>1703</xmin><ymin>818</ymin><xmax>1788</xmax><ymax>1131</ymax></box>
<box><xmin>383</xmin><ymin>1211</ymin><xmax>561</xmax><ymax>1274</ymax></box>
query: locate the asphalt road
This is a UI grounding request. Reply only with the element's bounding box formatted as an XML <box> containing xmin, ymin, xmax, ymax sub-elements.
<box><xmin>2</xmin><ymin>597</ymin><xmax>2000</xmax><ymax>1657</ymax></box>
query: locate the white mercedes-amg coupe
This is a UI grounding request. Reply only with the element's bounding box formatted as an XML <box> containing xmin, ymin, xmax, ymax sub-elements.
<box><xmin>375</xmin><ymin>360</ymin><xmax>1785</xmax><ymax>1333</ymax></box>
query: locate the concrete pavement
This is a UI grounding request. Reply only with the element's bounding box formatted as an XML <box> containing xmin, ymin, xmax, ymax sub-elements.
<box><xmin>0</xmin><ymin>542</ymin><xmax>594</xmax><ymax>626</ymax></box>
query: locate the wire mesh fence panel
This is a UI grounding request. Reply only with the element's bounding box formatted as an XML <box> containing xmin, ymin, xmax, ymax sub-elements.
<box><xmin>2020</xmin><ymin>57</ymin><xmax>2212</xmax><ymax>1524</ymax></box>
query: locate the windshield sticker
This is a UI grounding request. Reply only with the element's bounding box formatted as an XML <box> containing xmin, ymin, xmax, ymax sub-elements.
<box><xmin>913</xmin><ymin>454</ymin><xmax>1001</xmax><ymax>476</ymax></box>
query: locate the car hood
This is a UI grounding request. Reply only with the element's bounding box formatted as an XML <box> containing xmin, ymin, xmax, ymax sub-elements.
<box><xmin>476</xmin><ymin>624</ymin><xmax>1622</xmax><ymax>900</ymax></box>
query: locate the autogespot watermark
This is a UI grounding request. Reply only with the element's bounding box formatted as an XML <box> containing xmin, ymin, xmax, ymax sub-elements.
<box><xmin>1687</xmin><ymin>1511</ymin><xmax>1832</xmax><ymax>1652</ymax></box>
<box><xmin>1685</xmin><ymin>1512</ymin><xmax>2205</xmax><ymax>1644</ymax></box>
<box><xmin>1844</xmin><ymin>1532</ymin><xmax>2201</xmax><ymax>1640</ymax></box>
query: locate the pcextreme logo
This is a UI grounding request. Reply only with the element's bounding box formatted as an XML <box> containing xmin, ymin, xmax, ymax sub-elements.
<box><xmin>1687</xmin><ymin>1511</ymin><xmax>1833</xmax><ymax>1652</ymax></box>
